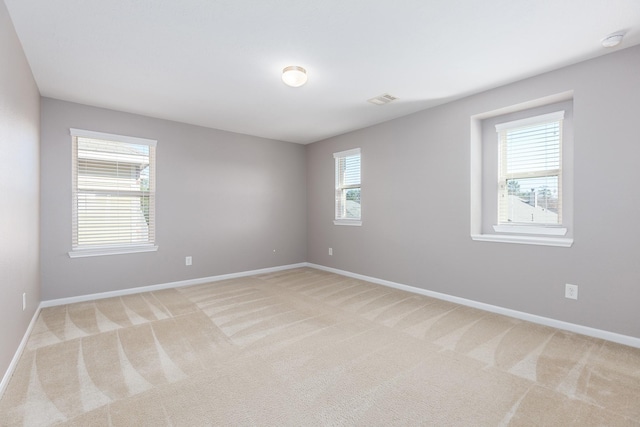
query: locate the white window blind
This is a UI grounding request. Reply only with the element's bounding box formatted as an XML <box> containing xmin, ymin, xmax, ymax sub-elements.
<box><xmin>496</xmin><ymin>111</ymin><xmax>564</xmax><ymax>226</ymax></box>
<box><xmin>334</xmin><ymin>148</ymin><xmax>361</xmax><ymax>223</ymax></box>
<box><xmin>71</xmin><ymin>129</ymin><xmax>156</xmax><ymax>254</ymax></box>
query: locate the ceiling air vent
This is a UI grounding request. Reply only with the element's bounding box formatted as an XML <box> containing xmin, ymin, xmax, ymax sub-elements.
<box><xmin>367</xmin><ymin>93</ymin><xmax>398</xmax><ymax>105</ymax></box>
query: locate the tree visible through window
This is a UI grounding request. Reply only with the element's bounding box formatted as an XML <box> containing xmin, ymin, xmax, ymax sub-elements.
<box><xmin>496</xmin><ymin>111</ymin><xmax>563</xmax><ymax>226</ymax></box>
<box><xmin>471</xmin><ymin>96</ymin><xmax>573</xmax><ymax>246</ymax></box>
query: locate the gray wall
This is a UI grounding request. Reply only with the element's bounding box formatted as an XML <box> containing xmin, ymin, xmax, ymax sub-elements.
<box><xmin>0</xmin><ymin>0</ymin><xmax>40</xmax><ymax>381</ymax></box>
<box><xmin>307</xmin><ymin>45</ymin><xmax>640</xmax><ymax>338</ymax></box>
<box><xmin>41</xmin><ymin>98</ymin><xmax>307</xmax><ymax>300</ymax></box>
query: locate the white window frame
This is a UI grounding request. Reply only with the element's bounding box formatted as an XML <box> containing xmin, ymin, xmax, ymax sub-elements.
<box><xmin>470</xmin><ymin>92</ymin><xmax>574</xmax><ymax>247</ymax></box>
<box><xmin>494</xmin><ymin>111</ymin><xmax>566</xmax><ymax>235</ymax></box>
<box><xmin>69</xmin><ymin>128</ymin><xmax>158</xmax><ymax>258</ymax></box>
<box><xmin>334</xmin><ymin>148</ymin><xmax>362</xmax><ymax>226</ymax></box>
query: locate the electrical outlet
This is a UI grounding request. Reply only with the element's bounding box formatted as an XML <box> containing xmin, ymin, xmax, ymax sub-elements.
<box><xmin>328</xmin><ymin>248</ymin><xmax>333</xmax><ymax>256</ymax></box>
<box><xmin>22</xmin><ymin>293</ymin><xmax>26</xmax><ymax>311</ymax></box>
<box><xmin>565</xmin><ymin>284</ymin><xmax>578</xmax><ymax>300</ymax></box>
<box><xmin>185</xmin><ymin>256</ymin><xmax>192</xmax><ymax>266</ymax></box>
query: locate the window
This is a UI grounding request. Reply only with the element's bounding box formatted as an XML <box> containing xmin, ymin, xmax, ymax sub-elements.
<box><xmin>495</xmin><ymin>111</ymin><xmax>564</xmax><ymax>231</ymax></box>
<box><xmin>69</xmin><ymin>128</ymin><xmax>158</xmax><ymax>257</ymax></box>
<box><xmin>470</xmin><ymin>93</ymin><xmax>573</xmax><ymax>247</ymax></box>
<box><xmin>334</xmin><ymin>148</ymin><xmax>361</xmax><ymax>226</ymax></box>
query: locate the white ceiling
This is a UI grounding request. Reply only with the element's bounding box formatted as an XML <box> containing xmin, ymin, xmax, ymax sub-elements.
<box><xmin>5</xmin><ymin>0</ymin><xmax>639</xmax><ymax>144</ymax></box>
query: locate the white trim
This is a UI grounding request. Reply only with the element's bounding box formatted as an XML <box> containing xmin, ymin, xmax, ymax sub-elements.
<box><xmin>0</xmin><ymin>305</ymin><xmax>42</xmax><ymax>399</ymax></box>
<box><xmin>5</xmin><ymin>260</ymin><xmax>638</xmax><ymax>396</ymax></box>
<box><xmin>333</xmin><ymin>219</ymin><xmax>362</xmax><ymax>226</ymax></box>
<box><xmin>3</xmin><ymin>263</ymin><xmax>306</xmax><ymax>396</ymax></box>
<box><xmin>495</xmin><ymin>110</ymin><xmax>564</xmax><ymax>132</ymax></box>
<box><xmin>334</xmin><ymin>148</ymin><xmax>362</xmax><ymax>224</ymax></box>
<box><xmin>306</xmin><ymin>263</ymin><xmax>639</xmax><ymax>348</ymax></box>
<box><xmin>333</xmin><ymin>147</ymin><xmax>361</xmax><ymax>158</ymax></box>
<box><xmin>471</xmin><ymin>93</ymin><xmax>575</xmax><ymax>249</ymax></box>
<box><xmin>70</xmin><ymin>128</ymin><xmax>157</xmax><ymax>147</ymax></box>
<box><xmin>40</xmin><ymin>263</ymin><xmax>307</xmax><ymax>307</ymax></box>
<box><xmin>471</xmin><ymin>233</ymin><xmax>573</xmax><ymax>247</ymax></box>
<box><xmin>69</xmin><ymin>245</ymin><xmax>159</xmax><ymax>258</ymax></box>
<box><xmin>492</xmin><ymin>225</ymin><xmax>567</xmax><ymax>236</ymax></box>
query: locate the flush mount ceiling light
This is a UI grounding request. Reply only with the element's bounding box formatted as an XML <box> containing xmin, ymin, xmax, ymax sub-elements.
<box><xmin>601</xmin><ymin>33</ymin><xmax>624</xmax><ymax>48</ymax></box>
<box><xmin>282</xmin><ymin>66</ymin><xmax>307</xmax><ymax>87</ymax></box>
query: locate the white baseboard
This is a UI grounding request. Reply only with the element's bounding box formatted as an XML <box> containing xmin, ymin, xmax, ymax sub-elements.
<box><xmin>18</xmin><ymin>259</ymin><xmax>640</xmax><ymax>402</ymax></box>
<box><xmin>1</xmin><ymin>262</ymin><xmax>307</xmax><ymax>399</ymax></box>
<box><xmin>41</xmin><ymin>263</ymin><xmax>307</xmax><ymax>308</ymax></box>
<box><xmin>307</xmin><ymin>263</ymin><xmax>640</xmax><ymax>349</ymax></box>
<box><xmin>3</xmin><ymin>260</ymin><xmax>638</xmax><ymax>401</ymax></box>
<box><xmin>0</xmin><ymin>305</ymin><xmax>42</xmax><ymax>399</ymax></box>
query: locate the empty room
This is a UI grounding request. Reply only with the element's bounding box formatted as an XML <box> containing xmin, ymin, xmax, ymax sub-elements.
<box><xmin>1</xmin><ymin>0</ymin><xmax>639</xmax><ymax>425</ymax></box>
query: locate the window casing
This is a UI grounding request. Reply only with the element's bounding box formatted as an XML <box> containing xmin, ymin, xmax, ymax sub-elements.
<box><xmin>69</xmin><ymin>128</ymin><xmax>158</xmax><ymax>257</ymax></box>
<box><xmin>495</xmin><ymin>111</ymin><xmax>564</xmax><ymax>232</ymax></box>
<box><xmin>470</xmin><ymin>93</ymin><xmax>574</xmax><ymax>247</ymax></box>
<box><xmin>334</xmin><ymin>148</ymin><xmax>361</xmax><ymax>226</ymax></box>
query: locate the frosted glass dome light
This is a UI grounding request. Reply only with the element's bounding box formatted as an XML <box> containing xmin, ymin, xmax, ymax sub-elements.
<box><xmin>282</xmin><ymin>66</ymin><xmax>307</xmax><ymax>87</ymax></box>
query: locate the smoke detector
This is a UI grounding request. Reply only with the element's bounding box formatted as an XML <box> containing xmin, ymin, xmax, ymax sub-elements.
<box><xmin>601</xmin><ymin>33</ymin><xmax>624</xmax><ymax>48</ymax></box>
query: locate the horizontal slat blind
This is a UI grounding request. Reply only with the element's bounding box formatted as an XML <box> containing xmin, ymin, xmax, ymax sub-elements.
<box><xmin>496</xmin><ymin>111</ymin><xmax>563</xmax><ymax>226</ymax></box>
<box><xmin>72</xmin><ymin>132</ymin><xmax>156</xmax><ymax>249</ymax></box>
<box><xmin>334</xmin><ymin>148</ymin><xmax>361</xmax><ymax>220</ymax></box>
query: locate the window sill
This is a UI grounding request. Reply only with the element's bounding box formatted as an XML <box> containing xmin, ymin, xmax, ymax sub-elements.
<box><xmin>68</xmin><ymin>245</ymin><xmax>159</xmax><ymax>258</ymax></box>
<box><xmin>492</xmin><ymin>225</ymin><xmax>567</xmax><ymax>236</ymax></box>
<box><xmin>334</xmin><ymin>219</ymin><xmax>362</xmax><ymax>226</ymax></box>
<box><xmin>471</xmin><ymin>234</ymin><xmax>573</xmax><ymax>247</ymax></box>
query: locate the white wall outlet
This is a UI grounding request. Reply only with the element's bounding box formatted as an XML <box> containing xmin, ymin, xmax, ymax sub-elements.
<box><xmin>22</xmin><ymin>293</ymin><xmax>26</xmax><ymax>311</ymax></box>
<box><xmin>185</xmin><ymin>256</ymin><xmax>192</xmax><ymax>266</ymax></box>
<box><xmin>328</xmin><ymin>248</ymin><xmax>333</xmax><ymax>256</ymax></box>
<box><xmin>565</xmin><ymin>283</ymin><xmax>578</xmax><ymax>300</ymax></box>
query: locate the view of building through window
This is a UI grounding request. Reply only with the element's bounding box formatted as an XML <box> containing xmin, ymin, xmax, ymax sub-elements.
<box><xmin>505</xmin><ymin>176</ymin><xmax>559</xmax><ymax>224</ymax></box>
<box><xmin>497</xmin><ymin>113</ymin><xmax>562</xmax><ymax>226</ymax></box>
<box><xmin>334</xmin><ymin>149</ymin><xmax>361</xmax><ymax>222</ymax></box>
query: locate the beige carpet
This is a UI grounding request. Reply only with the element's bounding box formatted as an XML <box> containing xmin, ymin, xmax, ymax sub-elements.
<box><xmin>1</xmin><ymin>267</ymin><xmax>639</xmax><ymax>426</ymax></box>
